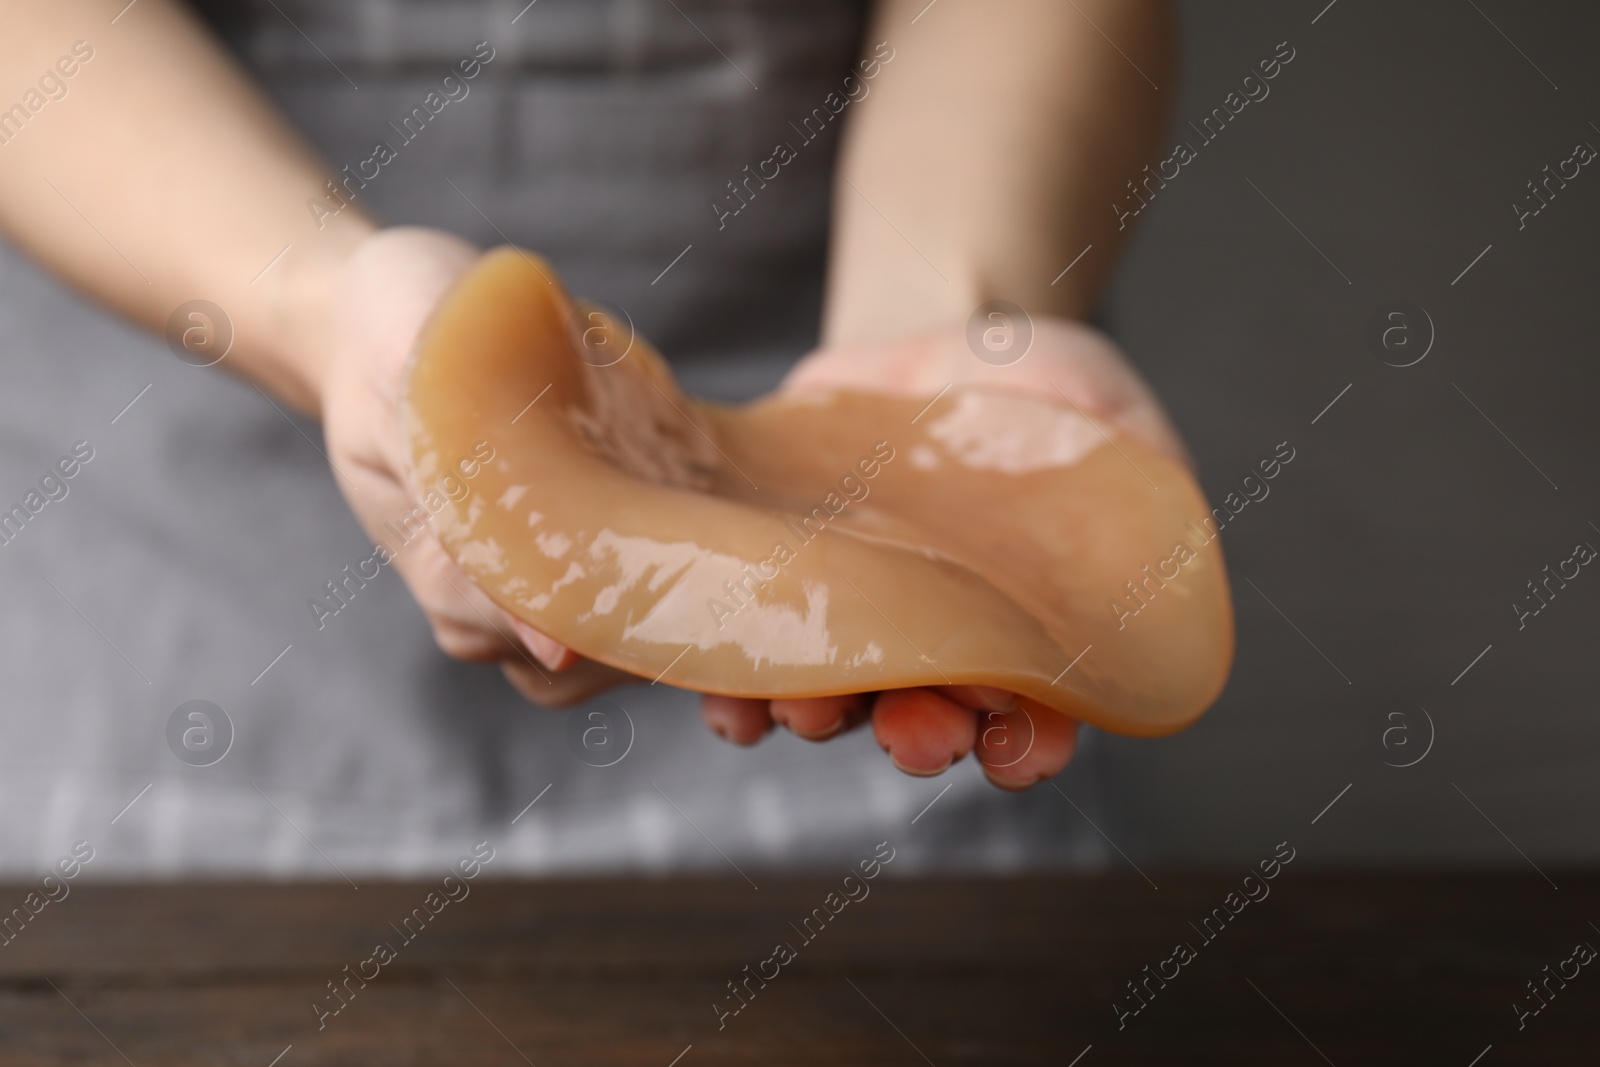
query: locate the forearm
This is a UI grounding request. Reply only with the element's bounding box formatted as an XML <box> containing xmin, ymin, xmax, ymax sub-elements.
<box><xmin>0</xmin><ymin>0</ymin><xmax>376</xmax><ymax>414</ymax></box>
<box><xmin>824</xmin><ymin>0</ymin><xmax>1173</xmax><ymax>343</ymax></box>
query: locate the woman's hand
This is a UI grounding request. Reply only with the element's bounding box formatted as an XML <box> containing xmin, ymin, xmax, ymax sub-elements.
<box><xmin>313</xmin><ymin>228</ymin><xmax>1190</xmax><ymax>796</ymax></box>
<box><xmin>317</xmin><ymin>227</ymin><xmax>627</xmax><ymax>706</ymax></box>
<box><xmin>699</xmin><ymin>317</ymin><xmax>1191</xmax><ymax>790</ymax></box>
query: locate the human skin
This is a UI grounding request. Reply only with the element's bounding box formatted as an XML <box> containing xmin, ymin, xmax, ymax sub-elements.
<box><xmin>701</xmin><ymin>0</ymin><xmax>1179</xmax><ymax>786</ymax></box>
<box><xmin>0</xmin><ymin>0</ymin><xmax>1175</xmax><ymax>790</ymax></box>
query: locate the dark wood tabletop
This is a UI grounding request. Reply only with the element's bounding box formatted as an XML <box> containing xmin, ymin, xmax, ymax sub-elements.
<box><xmin>1</xmin><ymin>874</ymin><xmax>1594</xmax><ymax>1065</ymax></box>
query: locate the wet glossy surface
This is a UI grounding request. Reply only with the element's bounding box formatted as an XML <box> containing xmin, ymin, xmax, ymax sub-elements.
<box><xmin>406</xmin><ymin>249</ymin><xmax>1233</xmax><ymax>735</ymax></box>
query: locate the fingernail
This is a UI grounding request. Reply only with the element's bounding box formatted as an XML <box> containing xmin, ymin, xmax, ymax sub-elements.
<box><xmin>507</xmin><ymin>616</ymin><xmax>570</xmax><ymax>670</ymax></box>
<box><xmin>524</xmin><ymin>633</ymin><xmax>566</xmax><ymax>670</ymax></box>
<box><xmin>890</xmin><ymin>752</ymin><xmax>953</xmax><ymax>777</ymax></box>
<box><xmin>792</xmin><ymin>719</ymin><xmax>845</xmax><ymax>741</ymax></box>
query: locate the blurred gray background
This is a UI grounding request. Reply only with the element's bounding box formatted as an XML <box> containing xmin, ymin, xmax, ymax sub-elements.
<box><xmin>0</xmin><ymin>0</ymin><xmax>1594</xmax><ymax>875</ymax></box>
<box><xmin>1097</xmin><ymin>0</ymin><xmax>1600</xmax><ymax>867</ymax></box>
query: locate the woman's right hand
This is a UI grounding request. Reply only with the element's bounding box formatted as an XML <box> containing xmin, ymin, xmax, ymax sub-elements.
<box><xmin>316</xmin><ymin>226</ymin><xmax>627</xmax><ymax>706</ymax></box>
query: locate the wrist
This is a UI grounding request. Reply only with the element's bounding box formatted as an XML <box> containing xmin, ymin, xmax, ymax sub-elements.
<box><xmin>821</xmin><ymin>243</ymin><xmax>1101</xmax><ymax>348</ymax></box>
<box><xmin>259</xmin><ymin>213</ymin><xmax>379</xmax><ymax>417</ymax></box>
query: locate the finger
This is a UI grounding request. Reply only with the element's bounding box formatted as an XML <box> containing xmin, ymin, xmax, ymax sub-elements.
<box><xmin>931</xmin><ymin>684</ymin><xmax>1016</xmax><ymax>713</ymax></box>
<box><xmin>391</xmin><ymin>534</ymin><xmax>523</xmax><ymax>662</ymax></box>
<box><xmin>321</xmin><ymin>427</ymin><xmax>519</xmax><ymax>664</ymax></box>
<box><xmin>500</xmin><ymin>657</ymin><xmax>632</xmax><ymax>709</ymax></box>
<box><xmin>700</xmin><ymin>695</ymin><xmax>774</xmax><ymax>745</ymax></box>
<box><xmin>333</xmin><ymin>530</ymin><xmax>517</xmax><ymax>662</ymax></box>
<box><xmin>974</xmin><ymin>697</ymin><xmax>1080</xmax><ymax>791</ymax></box>
<box><xmin>506</xmin><ymin>615</ymin><xmax>581</xmax><ymax>672</ymax></box>
<box><xmin>769</xmin><ymin>694</ymin><xmax>867</xmax><ymax>741</ymax></box>
<box><xmin>871</xmin><ymin>687</ymin><xmax>978</xmax><ymax>776</ymax></box>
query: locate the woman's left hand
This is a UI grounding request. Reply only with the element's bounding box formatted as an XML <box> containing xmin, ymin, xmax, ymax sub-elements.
<box><xmin>699</xmin><ymin>316</ymin><xmax>1190</xmax><ymax>790</ymax></box>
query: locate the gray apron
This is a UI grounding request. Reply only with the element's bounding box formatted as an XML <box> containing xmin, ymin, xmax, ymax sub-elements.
<box><xmin>0</xmin><ymin>0</ymin><xmax>1103</xmax><ymax>876</ymax></box>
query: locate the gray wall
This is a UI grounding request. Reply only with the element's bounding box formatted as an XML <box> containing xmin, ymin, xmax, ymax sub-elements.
<box><xmin>1089</xmin><ymin>0</ymin><xmax>1600</xmax><ymax>866</ymax></box>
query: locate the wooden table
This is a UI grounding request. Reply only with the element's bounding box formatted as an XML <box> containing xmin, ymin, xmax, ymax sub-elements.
<box><xmin>2</xmin><ymin>875</ymin><xmax>1594</xmax><ymax>1064</ymax></box>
